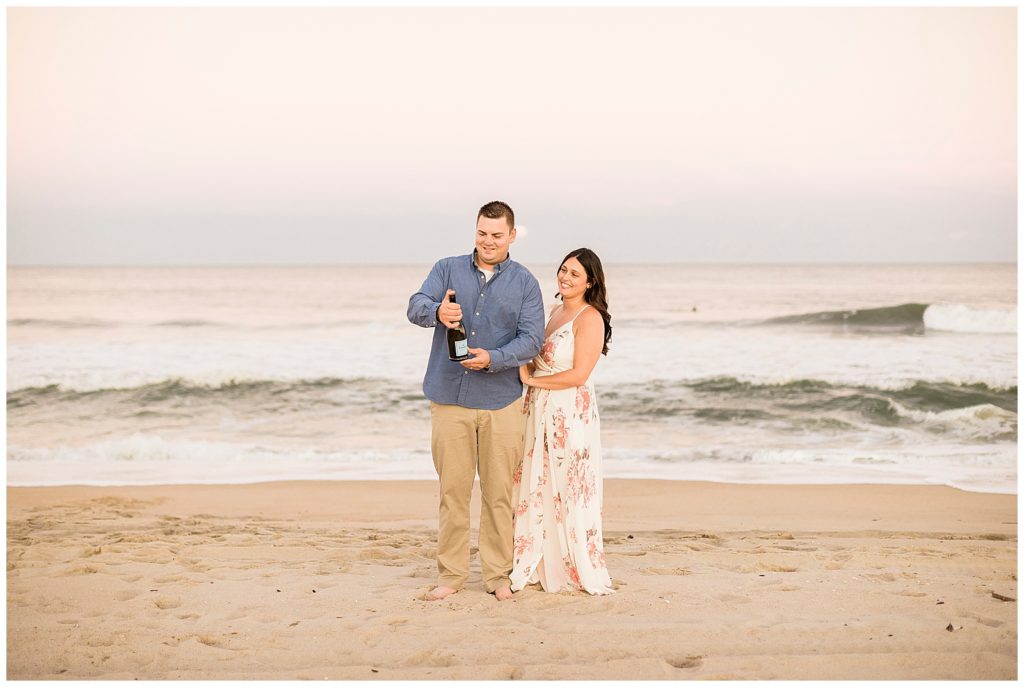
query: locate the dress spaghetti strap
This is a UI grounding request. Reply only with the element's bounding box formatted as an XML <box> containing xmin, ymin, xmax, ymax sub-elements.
<box><xmin>568</xmin><ymin>304</ymin><xmax>591</xmax><ymax>323</ymax></box>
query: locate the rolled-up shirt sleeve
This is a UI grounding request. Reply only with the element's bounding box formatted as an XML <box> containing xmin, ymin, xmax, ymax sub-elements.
<box><xmin>407</xmin><ymin>260</ymin><xmax>447</xmax><ymax>328</ymax></box>
<box><xmin>485</xmin><ymin>276</ymin><xmax>545</xmax><ymax>372</ymax></box>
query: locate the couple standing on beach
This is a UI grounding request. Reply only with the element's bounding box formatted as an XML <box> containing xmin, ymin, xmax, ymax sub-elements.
<box><xmin>407</xmin><ymin>201</ymin><xmax>615</xmax><ymax>601</ymax></box>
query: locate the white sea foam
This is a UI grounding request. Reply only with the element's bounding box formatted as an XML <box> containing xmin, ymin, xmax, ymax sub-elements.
<box><xmin>603</xmin><ymin>446</ymin><xmax>1018</xmax><ymax>494</ymax></box>
<box><xmin>8</xmin><ymin>436</ymin><xmax>1017</xmax><ymax>494</ymax></box>
<box><xmin>924</xmin><ymin>304</ymin><xmax>1017</xmax><ymax>334</ymax></box>
<box><xmin>889</xmin><ymin>401</ymin><xmax>1018</xmax><ymax>439</ymax></box>
<box><xmin>7</xmin><ymin>435</ymin><xmax>437</xmax><ymax>486</ymax></box>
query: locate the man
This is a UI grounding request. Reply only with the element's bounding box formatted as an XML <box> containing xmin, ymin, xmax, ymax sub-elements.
<box><xmin>407</xmin><ymin>200</ymin><xmax>544</xmax><ymax>601</ymax></box>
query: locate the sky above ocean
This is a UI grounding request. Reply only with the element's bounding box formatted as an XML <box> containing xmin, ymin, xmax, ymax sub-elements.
<box><xmin>7</xmin><ymin>6</ymin><xmax>1017</xmax><ymax>265</ymax></box>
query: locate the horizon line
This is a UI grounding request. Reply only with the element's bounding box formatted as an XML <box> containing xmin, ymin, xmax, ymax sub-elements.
<box><xmin>6</xmin><ymin>260</ymin><xmax>1019</xmax><ymax>269</ymax></box>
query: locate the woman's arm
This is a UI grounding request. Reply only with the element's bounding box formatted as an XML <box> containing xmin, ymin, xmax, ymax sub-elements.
<box><xmin>525</xmin><ymin>308</ymin><xmax>603</xmax><ymax>390</ymax></box>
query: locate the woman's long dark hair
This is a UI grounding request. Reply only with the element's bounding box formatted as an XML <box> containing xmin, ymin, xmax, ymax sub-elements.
<box><xmin>555</xmin><ymin>247</ymin><xmax>612</xmax><ymax>355</ymax></box>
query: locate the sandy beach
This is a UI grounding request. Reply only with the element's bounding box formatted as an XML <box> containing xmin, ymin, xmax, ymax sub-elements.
<box><xmin>6</xmin><ymin>479</ymin><xmax>1016</xmax><ymax>680</ymax></box>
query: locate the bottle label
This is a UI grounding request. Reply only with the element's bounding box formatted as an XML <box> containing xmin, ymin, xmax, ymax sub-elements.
<box><xmin>455</xmin><ymin>340</ymin><xmax>468</xmax><ymax>357</ymax></box>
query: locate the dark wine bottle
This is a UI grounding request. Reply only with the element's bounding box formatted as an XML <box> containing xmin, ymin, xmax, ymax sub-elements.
<box><xmin>446</xmin><ymin>292</ymin><xmax>470</xmax><ymax>361</ymax></box>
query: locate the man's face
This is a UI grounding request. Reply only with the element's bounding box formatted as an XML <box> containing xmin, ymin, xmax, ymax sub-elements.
<box><xmin>475</xmin><ymin>215</ymin><xmax>516</xmax><ymax>266</ymax></box>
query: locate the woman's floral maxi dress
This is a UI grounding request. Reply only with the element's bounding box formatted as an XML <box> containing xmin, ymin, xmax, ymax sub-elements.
<box><xmin>509</xmin><ymin>305</ymin><xmax>614</xmax><ymax>595</ymax></box>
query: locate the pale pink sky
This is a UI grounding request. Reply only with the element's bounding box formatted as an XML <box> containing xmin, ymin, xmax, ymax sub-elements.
<box><xmin>7</xmin><ymin>7</ymin><xmax>1017</xmax><ymax>264</ymax></box>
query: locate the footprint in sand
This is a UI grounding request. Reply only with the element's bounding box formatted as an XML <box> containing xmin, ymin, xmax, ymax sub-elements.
<box><xmin>405</xmin><ymin>567</ymin><xmax>434</xmax><ymax>579</ymax></box>
<box><xmin>402</xmin><ymin>648</ymin><xmax>457</xmax><ymax>667</ymax></box>
<box><xmin>184</xmin><ymin>561</ymin><xmax>212</xmax><ymax>573</ymax></box>
<box><xmin>959</xmin><ymin>612</ymin><xmax>1005</xmax><ymax>628</ymax></box>
<box><xmin>224</xmin><ymin>605</ymin><xmax>257</xmax><ymax>621</ymax></box>
<box><xmin>153</xmin><ymin>596</ymin><xmax>182</xmax><ymax>610</ymax></box>
<box><xmin>715</xmin><ymin>593</ymin><xmax>750</xmax><ymax>604</ymax></box>
<box><xmin>641</xmin><ymin>567</ymin><xmax>692</xmax><ymax>576</ymax></box>
<box><xmin>41</xmin><ymin>599</ymin><xmax>77</xmax><ymax>615</ymax></box>
<box><xmin>756</xmin><ymin>562</ymin><xmax>799</xmax><ymax>573</ymax></box>
<box><xmin>253</xmin><ymin>610</ymin><xmax>282</xmax><ymax>624</ymax></box>
<box><xmin>360</xmin><ymin>627</ymin><xmax>386</xmax><ymax>648</ymax></box>
<box><xmin>665</xmin><ymin>655</ymin><xmax>704</xmax><ymax>670</ymax></box>
<box><xmin>359</xmin><ymin>548</ymin><xmax>405</xmax><ymax>565</ymax></box>
<box><xmin>194</xmin><ymin>633</ymin><xmax>243</xmax><ymax>651</ymax></box>
<box><xmin>83</xmin><ymin>634</ymin><xmax>117</xmax><ymax>648</ymax></box>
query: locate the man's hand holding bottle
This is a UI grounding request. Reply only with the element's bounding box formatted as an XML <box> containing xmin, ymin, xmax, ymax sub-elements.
<box><xmin>437</xmin><ymin>289</ymin><xmax>462</xmax><ymax>328</ymax></box>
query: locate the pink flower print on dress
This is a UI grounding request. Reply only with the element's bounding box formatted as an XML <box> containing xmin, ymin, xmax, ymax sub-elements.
<box><xmin>586</xmin><ymin>528</ymin><xmax>607</xmax><ymax>569</ymax></box>
<box><xmin>514</xmin><ymin>534</ymin><xmax>535</xmax><ymax>558</ymax></box>
<box><xmin>565</xmin><ymin>448</ymin><xmax>595</xmax><ymax>508</ymax></box>
<box><xmin>553</xmin><ymin>492</ymin><xmax>564</xmax><ymax>524</ymax></box>
<box><xmin>551</xmin><ymin>408</ymin><xmax>568</xmax><ymax>450</ymax></box>
<box><xmin>580</xmin><ymin>471</ymin><xmax>596</xmax><ymax>509</ymax></box>
<box><xmin>563</xmin><ymin>556</ymin><xmax>582</xmax><ymax>589</ymax></box>
<box><xmin>575</xmin><ymin>385</ymin><xmax>592</xmax><ymax>423</ymax></box>
<box><xmin>512</xmin><ymin>459</ymin><xmax>523</xmax><ymax>489</ymax></box>
<box><xmin>537</xmin><ymin>445</ymin><xmax>549</xmax><ymax>490</ymax></box>
<box><xmin>539</xmin><ymin>338</ymin><xmax>557</xmax><ymax>366</ymax></box>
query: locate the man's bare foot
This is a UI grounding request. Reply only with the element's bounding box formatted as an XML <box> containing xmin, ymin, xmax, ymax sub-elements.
<box><xmin>494</xmin><ymin>582</ymin><xmax>513</xmax><ymax>601</ymax></box>
<box><xmin>424</xmin><ymin>585</ymin><xmax>458</xmax><ymax>601</ymax></box>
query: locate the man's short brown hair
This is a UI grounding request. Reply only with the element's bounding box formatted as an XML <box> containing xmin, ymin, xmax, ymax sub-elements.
<box><xmin>477</xmin><ymin>201</ymin><xmax>515</xmax><ymax>229</ymax></box>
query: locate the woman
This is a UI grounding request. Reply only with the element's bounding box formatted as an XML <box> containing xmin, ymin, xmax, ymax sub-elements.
<box><xmin>509</xmin><ymin>248</ymin><xmax>614</xmax><ymax>595</ymax></box>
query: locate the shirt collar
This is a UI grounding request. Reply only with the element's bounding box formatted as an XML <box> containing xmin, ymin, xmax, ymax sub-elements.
<box><xmin>470</xmin><ymin>249</ymin><xmax>512</xmax><ymax>274</ymax></box>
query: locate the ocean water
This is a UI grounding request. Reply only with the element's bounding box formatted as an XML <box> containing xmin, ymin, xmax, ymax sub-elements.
<box><xmin>7</xmin><ymin>263</ymin><xmax>1017</xmax><ymax>493</ymax></box>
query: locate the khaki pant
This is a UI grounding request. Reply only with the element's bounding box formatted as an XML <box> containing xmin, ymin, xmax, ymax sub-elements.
<box><xmin>430</xmin><ymin>399</ymin><xmax>524</xmax><ymax>593</ymax></box>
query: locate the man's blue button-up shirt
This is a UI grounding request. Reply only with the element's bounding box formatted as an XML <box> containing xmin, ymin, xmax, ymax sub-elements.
<box><xmin>407</xmin><ymin>252</ymin><xmax>545</xmax><ymax>410</ymax></box>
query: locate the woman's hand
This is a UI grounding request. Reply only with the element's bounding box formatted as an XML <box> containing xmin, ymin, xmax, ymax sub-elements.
<box><xmin>519</xmin><ymin>363</ymin><xmax>534</xmax><ymax>385</ymax></box>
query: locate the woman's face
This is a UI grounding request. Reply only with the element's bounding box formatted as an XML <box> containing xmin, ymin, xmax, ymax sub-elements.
<box><xmin>557</xmin><ymin>257</ymin><xmax>590</xmax><ymax>301</ymax></box>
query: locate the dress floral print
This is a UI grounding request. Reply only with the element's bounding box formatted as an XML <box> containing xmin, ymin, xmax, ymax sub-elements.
<box><xmin>509</xmin><ymin>305</ymin><xmax>614</xmax><ymax>595</ymax></box>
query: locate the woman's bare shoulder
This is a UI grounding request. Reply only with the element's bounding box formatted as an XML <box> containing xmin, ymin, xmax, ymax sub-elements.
<box><xmin>575</xmin><ymin>305</ymin><xmax>604</xmax><ymax>329</ymax></box>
